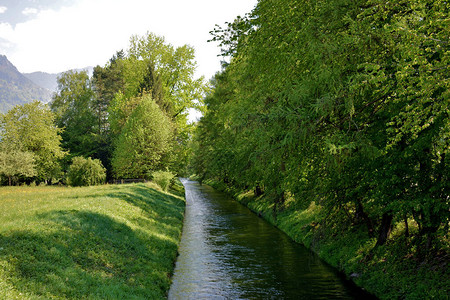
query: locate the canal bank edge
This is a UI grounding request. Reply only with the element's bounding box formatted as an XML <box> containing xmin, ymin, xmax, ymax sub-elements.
<box><xmin>199</xmin><ymin>179</ymin><xmax>448</xmax><ymax>300</ymax></box>
<box><xmin>168</xmin><ymin>178</ymin><xmax>187</xmax><ymax>283</ymax></box>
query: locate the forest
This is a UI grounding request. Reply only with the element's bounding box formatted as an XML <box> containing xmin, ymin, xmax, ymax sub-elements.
<box><xmin>0</xmin><ymin>0</ymin><xmax>448</xmax><ymax>298</ymax></box>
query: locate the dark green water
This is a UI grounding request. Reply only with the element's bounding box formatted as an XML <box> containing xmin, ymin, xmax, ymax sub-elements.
<box><xmin>168</xmin><ymin>180</ymin><xmax>375</xmax><ymax>299</ymax></box>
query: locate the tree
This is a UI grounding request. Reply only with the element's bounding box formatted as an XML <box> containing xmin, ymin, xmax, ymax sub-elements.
<box><xmin>127</xmin><ymin>32</ymin><xmax>207</xmax><ymax>120</ymax></box>
<box><xmin>103</xmin><ymin>32</ymin><xmax>208</xmax><ymax>175</ymax></box>
<box><xmin>1</xmin><ymin>101</ymin><xmax>65</xmax><ymax>182</ymax></box>
<box><xmin>51</xmin><ymin>70</ymin><xmax>99</xmax><ymax>158</ymax></box>
<box><xmin>92</xmin><ymin>50</ymin><xmax>126</xmax><ymax>135</ymax></box>
<box><xmin>194</xmin><ymin>0</ymin><xmax>449</xmax><ymax>251</ymax></box>
<box><xmin>0</xmin><ymin>144</ymin><xmax>36</xmax><ymax>186</ymax></box>
<box><xmin>111</xmin><ymin>93</ymin><xmax>173</xmax><ymax>179</ymax></box>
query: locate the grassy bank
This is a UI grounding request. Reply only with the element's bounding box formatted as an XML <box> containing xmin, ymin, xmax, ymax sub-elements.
<box><xmin>0</xmin><ymin>181</ymin><xmax>185</xmax><ymax>299</ymax></box>
<box><xmin>204</xmin><ymin>180</ymin><xmax>448</xmax><ymax>300</ymax></box>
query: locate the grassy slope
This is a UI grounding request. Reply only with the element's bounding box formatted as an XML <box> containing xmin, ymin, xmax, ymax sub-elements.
<box><xmin>0</xmin><ymin>181</ymin><xmax>185</xmax><ymax>299</ymax></box>
<box><xmin>205</xmin><ymin>180</ymin><xmax>449</xmax><ymax>300</ymax></box>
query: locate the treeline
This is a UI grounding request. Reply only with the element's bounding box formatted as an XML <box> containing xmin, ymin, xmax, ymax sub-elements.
<box><xmin>193</xmin><ymin>0</ymin><xmax>449</xmax><ymax>254</ymax></box>
<box><xmin>0</xmin><ymin>32</ymin><xmax>205</xmax><ymax>186</ymax></box>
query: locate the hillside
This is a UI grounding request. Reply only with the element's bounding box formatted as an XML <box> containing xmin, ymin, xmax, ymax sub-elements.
<box><xmin>0</xmin><ymin>182</ymin><xmax>185</xmax><ymax>299</ymax></box>
<box><xmin>24</xmin><ymin>67</ymin><xmax>94</xmax><ymax>93</ymax></box>
<box><xmin>0</xmin><ymin>55</ymin><xmax>52</xmax><ymax>113</ymax></box>
<box><xmin>23</xmin><ymin>71</ymin><xmax>59</xmax><ymax>92</ymax></box>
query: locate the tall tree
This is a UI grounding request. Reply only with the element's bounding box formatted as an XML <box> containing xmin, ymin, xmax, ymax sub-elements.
<box><xmin>194</xmin><ymin>0</ymin><xmax>449</xmax><ymax>249</ymax></box>
<box><xmin>111</xmin><ymin>93</ymin><xmax>173</xmax><ymax>179</ymax></box>
<box><xmin>92</xmin><ymin>50</ymin><xmax>126</xmax><ymax>135</ymax></box>
<box><xmin>128</xmin><ymin>32</ymin><xmax>206</xmax><ymax>120</ymax></box>
<box><xmin>51</xmin><ymin>70</ymin><xmax>99</xmax><ymax>159</ymax></box>
<box><xmin>106</xmin><ymin>32</ymin><xmax>208</xmax><ymax>175</ymax></box>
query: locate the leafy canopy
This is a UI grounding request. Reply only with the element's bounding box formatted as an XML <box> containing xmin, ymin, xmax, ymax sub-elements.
<box><xmin>111</xmin><ymin>93</ymin><xmax>173</xmax><ymax>179</ymax></box>
<box><xmin>1</xmin><ymin>101</ymin><xmax>65</xmax><ymax>181</ymax></box>
<box><xmin>67</xmin><ymin>156</ymin><xmax>106</xmax><ymax>186</ymax></box>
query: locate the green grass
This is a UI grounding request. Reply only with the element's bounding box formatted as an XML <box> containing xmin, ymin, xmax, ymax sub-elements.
<box><xmin>0</xmin><ymin>181</ymin><xmax>185</xmax><ymax>299</ymax></box>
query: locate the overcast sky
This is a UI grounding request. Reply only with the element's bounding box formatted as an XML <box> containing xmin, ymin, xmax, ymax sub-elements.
<box><xmin>0</xmin><ymin>0</ymin><xmax>257</xmax><ymax>79</ymax></box>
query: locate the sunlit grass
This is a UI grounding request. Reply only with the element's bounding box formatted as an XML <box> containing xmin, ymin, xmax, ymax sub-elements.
<box><xmin>0</xmin><ymin>182</ymin><xmax>185</xmax><ymax>299</ymax></box>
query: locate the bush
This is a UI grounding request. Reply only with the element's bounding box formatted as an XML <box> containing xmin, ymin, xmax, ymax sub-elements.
<box><xmin>151</xmin><ymin>171</ymin><xmax>174</xmax><ymax>191</ymax></box>
<box><xmin>67</xmin><ymin>156</ymin><xmax>106</xmax><ymax>187</ymax></box>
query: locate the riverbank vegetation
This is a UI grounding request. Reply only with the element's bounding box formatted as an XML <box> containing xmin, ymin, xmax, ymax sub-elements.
<box><xmin>192</xmin><ymin>0</ymin><xmax>449</xmax><ymax>298</ymax></box>
<box><xmin>0</xmin><ymin>181</ymin><xmax>185</xmax><ymax>299</ymax></box>
<box><xmin>204</xmin><ymin>179</ymin><xmax>448</xmax><ymax>299</ymax></box>
<box><xmin>0</xmin><ymin>32</ymin><xmax>206</xmax><ymax>186</ymax></box>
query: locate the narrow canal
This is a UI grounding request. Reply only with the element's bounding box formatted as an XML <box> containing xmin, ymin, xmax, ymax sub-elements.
<box><xmin>168</xmin><ymin>179</ymin><xmax>375</xmax><ymax>299</ymax></box>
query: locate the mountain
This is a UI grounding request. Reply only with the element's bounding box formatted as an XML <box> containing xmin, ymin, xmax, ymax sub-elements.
<box><xmin>0</xmin><ymin>55</ymin><xmax>52</xmax><ymax>113</ymax></box>
<box><xmin>24</xmin><ymin>67</ymin><xmax>94</xmax><ymax>93</ymax></box>
<box><xmin>0</xmin><ymin>55</ymin><xmax>96</xmax><ymax>113</ymax></box>
<box><xmin>23</xmin><ymin>71</ymin><xmax>59</xmax><ymax>92</ymax></box>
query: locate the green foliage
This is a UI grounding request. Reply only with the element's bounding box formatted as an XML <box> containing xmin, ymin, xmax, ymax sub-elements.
<box><xmin>92</xmin><ymin>51</ymin><xmax>126</xmax><ymax>131</ymax></box>
<box><xmin>43</xmin><ymin>32</ymin><xmax>206</xmax><ymax>180</ymax></box>
<box><xmin>151</xmin><ymin>170</ymin><xmax>175</xmax><ymax>191</ymax></box>
<box><xmin>67</xmin><ymin>156</ymin><xmax>106</xmax><ymax>187</ymax></box>
<box><xmin>0</xmin><ymin>101</ymin><xmax>65</xmax><ymax>182</ymax></box>
<box><xmin>0</xmin><ymin>144</ymin><xmax>36</xmax><ymax>186</ymax></box>
<box><xmin>216</xmin><ymin>184</ymin><xmax>449</xmax><ymax>300</ymax></box>
<box><xmin>124</xmin><ymin>32</ymin><xmax>208</xmax><ymax>175</ymax></box>
<box><xmin>89</xmin><ymin>32</ymin><xmax>208</xmax><ymax>177</ymax></box>
<box><xmin>128</xmin><ymin>32</ymin><xmax>206</xmax><ymax>119</ymax></box>
<box><xmin>0</xmin><ymin>182</ymin><xmax>185</xmax><ymax>299</ymax></box>
<box><xmin>51</xmin><ymin>70</ymin><xmax>102</xmax><ymax>159</ymax></box>
<box><xmin>107</xmin><ymin>91</ymin><xmax>142</xmax><ymax>137</ymax></box>
<box><xmin>193</xmin><ymin>0</ymin><xmax>449</xmax><ymax>298</ymax></box>
<box><xmin>111</xmin><ymin>94</ymin><xmax>173</xmax><ymax>179</ymax></box>
<box><xmin>196</xmin><ymin>0</ymin><xmax>449</xmax><ymax>243</ymax></box>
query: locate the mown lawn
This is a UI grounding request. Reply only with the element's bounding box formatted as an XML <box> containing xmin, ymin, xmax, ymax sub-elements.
<box><xmin>0</xmin><ymin>181</ymin><xmax>185</xmax><ymax>299</ymax></box>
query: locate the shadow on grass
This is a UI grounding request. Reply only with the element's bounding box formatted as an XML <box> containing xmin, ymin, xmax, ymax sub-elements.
<box><xmin>117</xmin><ymin>185</ymin><xmax>184</xmax><ymax>217</ymax></box>
<box><xmin>64</xmin><ymin>183</ymin><xmax>185</xmax><ymax>241</ymax></box>
<box><xmin>103</xmin><ymin>184</ymin><xmax>185</xmax><ymax>239</ymax></box>
<box><xmin>67</xmin><ymin>184</ymin><xmax>185</xmax><ymax>229</ymax></box>
<box><xmin>168</xmin><ymin>179</ymin><xmax>186</xmax><ymax>199</ymax></box>
<box><xmin>0</xmin><ymin>209</ymin><xmax>178</xmax><ymax>299</ymax></box>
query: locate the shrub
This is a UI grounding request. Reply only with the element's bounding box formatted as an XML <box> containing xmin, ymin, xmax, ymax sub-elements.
<box><xmin>67</xmin><ymin>156</ymin><xmax>106</xmax><ymax>187</ymax></box>
<box><xmin>151</xmin><ymin>171</ymin><xmax>175</xmax><ymax>191</ymax></box>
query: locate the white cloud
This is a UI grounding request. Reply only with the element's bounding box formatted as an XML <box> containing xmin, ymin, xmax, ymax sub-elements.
<box><xmin>0</xmin><ymin>22</ymin><xmax>14</xmax><ymax>42</ymax></box>
<box><xmin>22</xmin><ymin>7</ymin><xmax>39</xmax><ymax>16</ymax></box>
<box><xmin>0</xmin><ymin>6</ymin><xmax>7</xmax><ymax>14</ymax></box>
<box><xmin>0</xmin><ymin>0</ymin><xmax>257</xmax><ymax>78</ymax></box>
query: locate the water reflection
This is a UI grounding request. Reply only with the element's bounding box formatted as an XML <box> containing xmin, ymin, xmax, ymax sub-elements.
<box><xmin>168</xmin><ymin>180</ymin><xmax>375</xmax><ymax>299</ymax></box>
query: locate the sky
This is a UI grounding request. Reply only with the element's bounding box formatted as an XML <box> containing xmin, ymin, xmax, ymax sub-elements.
<box><xmin>0</xmin><ymin>0</ymin><xmax>258</xmax><ymax>79</ymax></box>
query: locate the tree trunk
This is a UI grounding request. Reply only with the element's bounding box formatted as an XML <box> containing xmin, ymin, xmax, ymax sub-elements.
<box><xmin>420</xmin><ymin>223</ymin><xmax>440</xmax><ymax>252</ymax></box>
<box><xmin>404</xmin><ymin>214</ymin><xmax>409</xmax><ymax>238</ymax></box>
<box><xmin>8</xmin><ymin>176</ymin><xmax>11</xmax><ymax>186</ymax></box>
<box><xmin>355</xmin><ymin>199</ymin><xmax>374</xmax><ymax>237</ymax></box>
<box><xmin>376</xmin><ymin>212</ymin><xmax>393</xmax><ymax>246</ymax></box>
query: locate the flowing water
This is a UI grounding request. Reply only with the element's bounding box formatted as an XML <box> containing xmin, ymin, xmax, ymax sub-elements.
<box><xmin>168</xmin><ymin>179</ymin><xmax>375</xmax><ymax>299</ymax></box>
